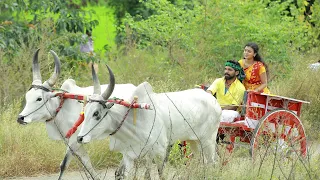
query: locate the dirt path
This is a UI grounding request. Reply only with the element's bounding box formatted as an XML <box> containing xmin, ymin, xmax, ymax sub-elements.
<box><xmin>5</xmin><ymin>169</ymin><xmax>117</xmax><ymax>180</ymax></box>
<box><xmin>5</xmin><ymin>166</ymin><xmax>164</xmax><ymax>180</ymax></box>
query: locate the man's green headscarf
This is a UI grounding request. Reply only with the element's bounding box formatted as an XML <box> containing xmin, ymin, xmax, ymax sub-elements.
<box><xmin>225</xmin><ymin>61</ymin><xmax>242</xmax><ymax>71</ymax></box>
<box><xmin>225</xmin><ymin>61</ymin><xmax>245</xmax><ymax>82</ymax></box>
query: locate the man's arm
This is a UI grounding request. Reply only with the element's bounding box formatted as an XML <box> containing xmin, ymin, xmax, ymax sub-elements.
<box><xmin>222</xmin><ymin>105</ymin><xmax>238</xmax><ymax>111</ymax></box>
<box><xmin>206</xmin><ymin>79</ymin><xmax>219</xmax><ymax>95</ymax></box>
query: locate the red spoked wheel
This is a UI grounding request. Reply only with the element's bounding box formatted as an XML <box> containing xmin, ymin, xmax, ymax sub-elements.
<box><xmin>250</xmin><ymin>109</ymin><xmax>307</xmax><ymax>171</ymax></box>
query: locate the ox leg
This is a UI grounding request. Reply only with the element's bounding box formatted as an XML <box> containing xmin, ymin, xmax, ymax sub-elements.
<box><xmin>188</xmin><ymin>140</ymin><xmax>199</xmax><ymax>157</ymax></box>
<box><xmin>189</xmin><ymin>139</ymin><xmax>216</xmax><ymax>164</ymax></box>
<box><xmin>202</xmin><ymin>132</ymin><xmax>219</xmax><ymax>164</ymax></box>
<box><xmin>58</xmin><ymin>150</ymin><xmax>72</xmax><ymax>180</ymax></box>
<box><xmin>69</xmin><ymin>143</ymin><xmax>100</xmax><ymax>180</ymax></box>
<box><xmin>115</xmin><ymin>162</ymin><xmax>125</xmax><ymax>180</ymax></box>
<box><xmin>115</xmin><ymin>155</ymin><xmax>134</xmax><ymax>180</ymax></box>
<box><xmin>144</xmin><ymin>156</ymin><xmax>152</xmax><ymax>180</ymax></box>
<box><xmin>202</xmin><ymin>139</ymin><xmax>216</xmax><ymax>164</ymax></box>
<box><xmin>157</xmin><ymin>144</ymin><xmax>173</xmax><ymax>178</ymax></box>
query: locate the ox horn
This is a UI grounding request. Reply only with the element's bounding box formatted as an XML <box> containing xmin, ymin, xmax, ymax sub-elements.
<box><xmin>92</xmin><ymin>63</ymin><xmax>101</xmax><ymax>95</ymax></box>
<box><xmin>32</xmin><ymin>49</ymin><xmax>42</xmax><ymax>85</ymax></box>
<box><xmin>101</xmin><ymin>65</ymin><xmax>115</xmax><ymax>100</ymax></box>
<box><xmin>45</xmin><ymin>50</ymin><xmax>61</xmax><ymax>87</ymax></box>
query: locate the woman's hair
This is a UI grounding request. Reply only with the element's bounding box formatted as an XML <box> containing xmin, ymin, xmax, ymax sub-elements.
<box><xmin>244</xmin><ymin>42</ymin><xmax>269</xmax><ymax>79</ymax></box>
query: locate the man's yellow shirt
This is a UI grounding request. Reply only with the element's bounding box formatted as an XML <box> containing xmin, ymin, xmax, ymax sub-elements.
<box><xmin>207</xmin><ymin>77</ymin><xmax>246</xmax><ymax>109</ymax></box>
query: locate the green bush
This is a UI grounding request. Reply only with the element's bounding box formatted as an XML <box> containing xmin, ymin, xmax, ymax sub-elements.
<box><xmin>121</xmin><ymin>0</ymin><xmax>317</xmax><ymax>79</ymax></box>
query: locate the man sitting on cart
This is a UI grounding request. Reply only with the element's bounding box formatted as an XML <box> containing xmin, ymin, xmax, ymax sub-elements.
<box><xmin>206</xmin><ymin>60</ymin><xmax>246</xmax><ymax>123</ymax></box>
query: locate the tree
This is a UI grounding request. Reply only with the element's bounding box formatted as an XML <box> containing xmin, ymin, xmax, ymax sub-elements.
<box><xmin>119</xmin><ymin>0</ymin><xmax>319</xmax><ymax>77</ymax></box>
<box><xmin>0</xmin><ymin>0</ymin><xmax>99</xmax><ymax>61</ymax></box>
<box><xmin>106</xmin><ymin>0</ymin><xmax>198</xmax><ymax>46</ymax></box>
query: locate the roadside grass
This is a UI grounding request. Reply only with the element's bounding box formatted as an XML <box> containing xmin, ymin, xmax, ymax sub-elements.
<box><xmin>165</xmin><ymin>134</ymin><xmax>319</xmax><ymax>179</ymax></box>
<box><xmin>167</xmin><ymin>154</ymin><xmax>319</xmax><ymax>179</ymax></box>
<box><xmin>0</xmin><ymin>101</ymin><xmax>65</xmax><ymax>177</ymax></box>
<box><xmin>270</xmin><ymin>49</ymin><xmax>320</xmax><ymax>140</ymax></box>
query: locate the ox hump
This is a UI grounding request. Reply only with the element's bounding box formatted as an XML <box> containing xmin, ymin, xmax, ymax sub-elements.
<box><xmin>133</xmin><ymin>82</ymin><xmax>154</xmax><ymax>98</ymax></box>
<box><xmin>61</xmin><ymin>79</ymin><xmax>77</xmax><ymax>92</ymax></box>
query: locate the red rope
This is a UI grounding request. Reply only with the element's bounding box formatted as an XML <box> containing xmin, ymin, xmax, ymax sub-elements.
<box><xmin>107</xmin><ymin>99</ymin><xmax>151</xmax><ymax>109</ymax></box>
<box><xmin>55</xmin><ymin>93</ymin><xmax>85</xmax><ymax>101</ymax></box>
<box><xmin>53</xmin><ymin>92</ymin><xmax>87</xmax><ymax>138</ymax></box>
<box><xmin>55</xmin><ymin>93</ymin><xmax>65</xmax><ymax>113</ymax></box>
<box><xmin>109</xmin><ymin>99</ymin><xmax>136</xmax><ymax>136</ymax></box>
<box><xmin>65</xmin><ymin>112</ymin><xmax>85</xmax><ymax>138</ymax></box>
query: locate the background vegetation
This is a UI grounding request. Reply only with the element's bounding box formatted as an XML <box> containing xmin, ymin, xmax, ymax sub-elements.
<box><xmin>0</xmin><ymin>0</ymin><xmax>320</xmax><ymax>178</ymax></box>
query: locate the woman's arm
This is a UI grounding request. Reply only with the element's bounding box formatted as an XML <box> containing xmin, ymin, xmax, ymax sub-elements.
<box><xmin>254</xmin><ymin>72</ymin><xmax>268</xmax><ymax>92</ymax></box>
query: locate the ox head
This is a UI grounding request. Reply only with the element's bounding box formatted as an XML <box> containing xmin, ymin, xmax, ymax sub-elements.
<box><xmin>17</xmin><ymin>49</ymin><xmax>61</xmax><ymax>124</ymax></box>
<box><xmin>77</xmin><ymin>64</ymin><xmax>115</xmax><ymax>143</ymax></box>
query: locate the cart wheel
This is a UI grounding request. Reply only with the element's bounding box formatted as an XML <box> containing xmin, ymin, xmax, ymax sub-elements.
<box><xmin>250</xmin><ymin>109</ymin><xmax>307</xmax><ymax>165</ymax></box>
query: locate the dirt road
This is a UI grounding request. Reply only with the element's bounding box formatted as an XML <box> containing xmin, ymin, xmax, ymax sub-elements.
<box><xmin>5</xmin><ymin>169</ymin><xmax>116</xmax><ymax>180</ymax></box>
<box><xmin>5</xmin><ymin>166</ymin><xmax>164</xmax><ymax>180</ymax></box>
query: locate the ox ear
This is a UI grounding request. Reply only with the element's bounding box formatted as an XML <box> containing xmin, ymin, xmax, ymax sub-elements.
<box><xmin>44</xmin><ymin>92</ymin><xmax>57</xmax><ymax>99</ymax></box>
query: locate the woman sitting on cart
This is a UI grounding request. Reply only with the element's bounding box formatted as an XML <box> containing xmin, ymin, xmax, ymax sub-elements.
<box><xmin>206</xmin><ymin>60</ymin><xmax>246</xmax><ymax>123</ymax></box>
<box><xmin>238</xmin><ymin>42</ymin><xmax>270</xmax><ymax>93</ymax></box>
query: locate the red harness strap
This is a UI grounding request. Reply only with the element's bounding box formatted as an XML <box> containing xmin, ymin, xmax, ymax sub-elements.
<box><xmin>107</xmin><ymin>99</ymin><xmax>151</xmax><ymax>109</ymax></box>
<box><xmin>55</xmin><ymin>93</ymin><xmax>85</xmax><ymax>101</ymax></box>
<box><xmin>53</xmin><ymin>92</ymin><xmax>86</xmax><ymax>115</ymax></box>
<box><xmin>46</xmin><ymin>93</ymin><xmax>67</xmax><ymax>122</ymax></box>
<box><xmin>55</xmin><ymin>93</ymin><xmax>66</xmax><ymax>113</ymax></box>
<box><xmin>65</xmin><ymin>112</ymin><xmax>85</xmax><ymax>138</ymax></box>
<box><xmin>51</xmin><ymin>92</ymin><xmax>87</xmax><ymax>138</ymax></box>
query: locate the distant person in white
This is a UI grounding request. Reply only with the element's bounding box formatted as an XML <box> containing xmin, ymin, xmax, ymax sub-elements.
<box><xmin>80</xmin><ymin>29</ymin><xmax>94</xmax><ymax>54</ymax></box>
<box><xmin>80</xmin><ymin>29</ymin><xmax>98</xmax><ymax>73</ymax></box>
<box><xmin>309</xmin><ymin>60</ymin><xmax>320</xmax><ymax>70</ymax></box>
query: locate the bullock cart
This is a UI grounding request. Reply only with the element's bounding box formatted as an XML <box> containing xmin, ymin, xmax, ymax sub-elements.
<box><xmin>182</xmin><ymin>90</ymin><xmax>309</xmax><ymax>163</ymax></box>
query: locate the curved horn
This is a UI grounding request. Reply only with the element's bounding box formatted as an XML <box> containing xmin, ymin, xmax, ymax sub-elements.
<box><xmin>92</xmin><ymin>63</ymin><xmax>101</xmax><ymax>95</ymax></box>
<box><xmin>32</xmin><ymin>49</ymin><xmax>42</xmax><ymax>85</ymax></box>
<box><xmin>46</xmin><ymin>50</ymin><xmax>61</xmax><ymax>87</ymax></box>
<box><xmin>101</xmin><ymin>65</ymin><xmax>115</xmax><ymax>100</ymax></box>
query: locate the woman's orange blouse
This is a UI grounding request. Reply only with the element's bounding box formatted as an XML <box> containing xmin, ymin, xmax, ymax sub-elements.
<box><xmin>238</xmin><ymin>59</ymin><xmax>270</xmax><ymax>93</ymax></box>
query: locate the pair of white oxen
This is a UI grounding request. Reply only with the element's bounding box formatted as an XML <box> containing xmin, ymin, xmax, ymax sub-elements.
<box><xmin>17</xmin><ymin>49</ymin><xmax>222</xmax><ymax>180</ymax></box>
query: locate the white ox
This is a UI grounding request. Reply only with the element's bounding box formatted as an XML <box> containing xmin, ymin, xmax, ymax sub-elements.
<box><xmin>17</xmin><ymin>49</ymin><xmax>136</xmax><ymax>180</ymax></box>
<box><xmin>77</xmin><ymin>66</ymin><xmax>222</xmax><ymax>179</ymax></box>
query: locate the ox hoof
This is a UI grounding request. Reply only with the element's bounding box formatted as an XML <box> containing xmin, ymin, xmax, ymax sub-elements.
<box><xmin>115</xmin><ymin>167</ymin><xmax>125</xmax><ymax>180</ymax></box>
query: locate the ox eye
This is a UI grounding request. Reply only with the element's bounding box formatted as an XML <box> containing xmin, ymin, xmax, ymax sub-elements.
<box><xmin>93</xmin><ymin>111</ymin><xmax>99</xmax><ymax>117</ymax></box>
<box><xmin>93</xmin><ymin>111</ymin><xmax>101</xmax><ymax>121</ymax></box>
<box><xmin>36</xmin><ymin>97</ymin><xmax>42</xmax><ymax>101</ymax></box>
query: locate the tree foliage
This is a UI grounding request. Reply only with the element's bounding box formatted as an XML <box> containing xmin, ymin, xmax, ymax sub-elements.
<box><xmin>0</xmin><ymin>0</ymin><xmax>99</xmax><ymax>61</ymax></box>
<box><xmin>119</xmin><ymin>0</ymin><xmax>320</xmax><ymax>78</ymax></box>
<box><xmin>107</xmin><ymin>0</ymin><xmax>197</xmax><ymax>45</ymax></box>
